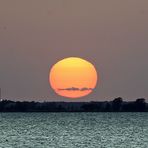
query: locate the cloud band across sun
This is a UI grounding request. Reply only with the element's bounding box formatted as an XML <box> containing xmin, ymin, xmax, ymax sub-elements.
<box><xmin>57</xmin><ymin>87</ymin><xmax>94</xmax><ymax>91</ymax></box>
<box><xmin>49</xmin><ymin>57</ymin><xmax>98</xmax><ymax>98</ymax></box>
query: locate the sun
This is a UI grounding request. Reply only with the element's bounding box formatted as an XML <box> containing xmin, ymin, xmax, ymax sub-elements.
<box><xmin>49</xmin><ymin>57</ymin><xmax>98</xmax><ymax>98</ymax></box>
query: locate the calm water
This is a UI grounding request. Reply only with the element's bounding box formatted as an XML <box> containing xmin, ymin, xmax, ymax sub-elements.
<box><xmin>0</xmin><ymin>113</ymin><xmax>147</xmax><ymax>148</ymax></box>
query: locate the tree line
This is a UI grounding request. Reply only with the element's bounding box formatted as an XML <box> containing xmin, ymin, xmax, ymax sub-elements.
<box><xmin>0</xmin><ymin>97</ymin><xmax>147</xmax><ymax>112</ymax></box>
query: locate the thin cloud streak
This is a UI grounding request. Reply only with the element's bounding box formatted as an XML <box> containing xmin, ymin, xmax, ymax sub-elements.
<box><xmin>57</xmin><ymin>87</ymin><xmax>94</xmax><ymax>91</ymax></box>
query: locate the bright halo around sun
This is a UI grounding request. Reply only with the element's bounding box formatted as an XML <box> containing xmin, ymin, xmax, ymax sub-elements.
<box><xmin>49</xmin><ymin>57</ymin><xmax>98</xmax><ymax>98</ymax></box>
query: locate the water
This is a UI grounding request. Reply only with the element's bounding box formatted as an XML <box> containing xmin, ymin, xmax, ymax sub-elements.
<box><xmin>0</xmin><ymin>113</ymin><xmax>147</xmax><ymax>148</ymax></box>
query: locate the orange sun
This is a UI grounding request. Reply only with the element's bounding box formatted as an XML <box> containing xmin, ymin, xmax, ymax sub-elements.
<box><xmin>49</xmin><ymin>57</ymin><xmax>98</xmax><ymax>98</ymax></box>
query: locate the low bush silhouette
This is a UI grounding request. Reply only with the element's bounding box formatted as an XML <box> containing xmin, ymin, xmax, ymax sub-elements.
<box><xmin>0</xmin><ymin>98</ymin><xmax>147</xmax><ymax>112</ymax></box>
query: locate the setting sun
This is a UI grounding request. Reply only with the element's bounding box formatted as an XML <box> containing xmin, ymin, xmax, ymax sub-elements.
<box><xmin>49</xmin><ymin>57</ymin><xmax>98</xmax><ymax>98</ymax></box>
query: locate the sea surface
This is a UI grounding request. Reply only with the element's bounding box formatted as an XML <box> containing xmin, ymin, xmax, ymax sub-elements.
<box><xmin>0</xmin><ymin>113</ymin><xmax>147</xmax><ymax>148</ymax></box>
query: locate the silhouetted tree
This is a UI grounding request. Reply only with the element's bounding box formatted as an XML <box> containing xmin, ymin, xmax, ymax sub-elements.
<box><xmin>112</xmin><ymin>97</ymin><xmax>123</xmax><ymax>112</ymax></box>
<box><xmin>134</xmin><ymin>98</ymin><xmax>146</xmax><ymax>112</ymax></box>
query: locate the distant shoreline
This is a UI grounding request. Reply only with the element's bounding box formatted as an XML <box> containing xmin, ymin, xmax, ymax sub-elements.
<box><xmin>0</xmin><ymin>97</ymin><xmax>148</xmax><ymax>112</ymax></box>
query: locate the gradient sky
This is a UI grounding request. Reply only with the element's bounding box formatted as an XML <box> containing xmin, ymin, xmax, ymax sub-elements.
<box><xmin>0</xmin><ymin>0</ymin><xmax>148</xmax><ymax>101</ymax></box>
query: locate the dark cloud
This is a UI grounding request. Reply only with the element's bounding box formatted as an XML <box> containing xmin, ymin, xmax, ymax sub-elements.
<box><xmin>58</xmin><ymin>87</ymin><xmax>79</xmax><ymax>91</ymax></box>
<box><xmin>57</xmin><ymin>87</ymin><xmax>94</xmax><ymax>91</ymax></box>
<box><xmin>80</xmin><ymin>87</ymin><xmax>93</xmax><ymax>91</ymax></box>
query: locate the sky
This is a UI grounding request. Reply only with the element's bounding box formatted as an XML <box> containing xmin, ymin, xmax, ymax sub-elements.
<box><xmin>0</xmin><ymin>0</ymin><xmax>148</xmax><ymax>101</ymax></box>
